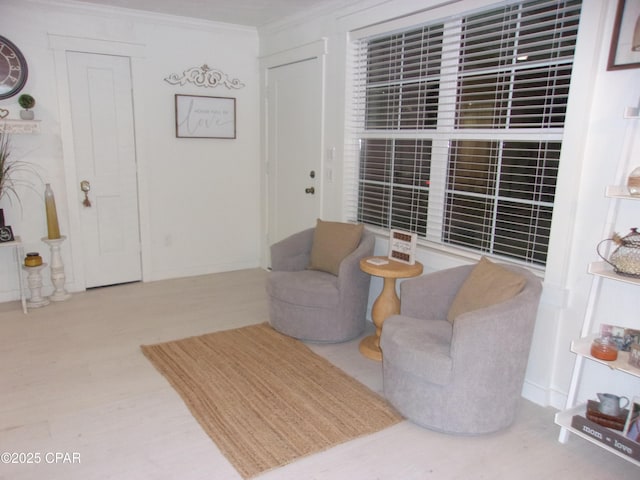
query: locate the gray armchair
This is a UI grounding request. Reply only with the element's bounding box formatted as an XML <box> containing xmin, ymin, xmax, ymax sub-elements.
<box><xmin>266</xmin><ymin>228</ymin><xmax>375</xmax><ymax>343</ymax></box>
<box><xmin>380</xmin><ymin>263</ymin><xmax>542</xmax><ymax>434</ymax></box>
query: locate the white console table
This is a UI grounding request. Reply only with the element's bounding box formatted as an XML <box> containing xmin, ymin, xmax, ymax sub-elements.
<box><xmin>0</xmin><ymin>236</ymin><xmax>27</xmax><ymax>314</ymax></box>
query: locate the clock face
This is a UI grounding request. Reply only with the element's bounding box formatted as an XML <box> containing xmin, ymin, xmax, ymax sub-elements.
<box><xmin>0</xmin><ymin>36</ymin><xmax>28</xmax><ymax>100</ymax></box>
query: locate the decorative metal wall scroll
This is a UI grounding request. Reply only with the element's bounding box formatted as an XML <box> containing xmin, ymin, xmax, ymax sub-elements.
<box><xmin>164</xmin><ymin>64</ymin><xmax>245</xmax><ymax>89</ymax></box>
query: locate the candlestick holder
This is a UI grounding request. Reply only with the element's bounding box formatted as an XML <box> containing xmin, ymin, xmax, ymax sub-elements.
<box><xmin>42</xmin><ymin>235</ymin><xmax>71</xmax><ymax>301</ymax></box>
<box><xmin>22</xmin><ymin>263</ymin><xmax>50</xmax><ymax>308</ymax></box>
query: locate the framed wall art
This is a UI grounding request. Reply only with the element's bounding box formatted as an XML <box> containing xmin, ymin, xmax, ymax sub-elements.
<box><xmin>607</xmin><ymin>0</ymin><xmax>640</xmax><ymax>70</ymax></box>
<box><xmin>175</xmin><ymin>94</ymin><xmax>236</xmax><ymax>139</ymax></box>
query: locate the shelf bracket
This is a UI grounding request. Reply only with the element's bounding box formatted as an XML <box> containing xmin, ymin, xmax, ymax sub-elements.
<box><xmin>0</xmin><ymin>119</ymin><xmax>41</xmax><ymax>134</ymax></box>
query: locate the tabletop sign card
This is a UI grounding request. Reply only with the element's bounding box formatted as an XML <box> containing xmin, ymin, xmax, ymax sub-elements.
<box><xmin>175</xmin><ymin>94</ymin><xmax>236</xmax><ymax>139</ymax></box>
<box><xmin>388</xmin><ymin>229</ymin><xmax>417</xmax><ymax>265</ymax></box>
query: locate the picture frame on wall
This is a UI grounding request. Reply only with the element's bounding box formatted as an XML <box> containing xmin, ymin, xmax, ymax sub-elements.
<box><xmin>607</xmin><ymin>0</ymin><xmax>640</xmax><ymax>70</ymax></box>
<box><xmin>175</xmin><ymin>94</ymin><xmax>236</xmax><ymax>139</ymax></box>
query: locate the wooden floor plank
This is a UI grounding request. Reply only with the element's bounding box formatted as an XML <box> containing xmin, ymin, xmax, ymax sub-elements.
<box><xmin>0</xmin><ymin>268</ymin><xmax>637</xmax><ymax>479</ymax></box>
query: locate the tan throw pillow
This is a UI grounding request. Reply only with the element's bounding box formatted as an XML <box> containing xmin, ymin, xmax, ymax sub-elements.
<box><xmin>446</xmin><ymin>256</ymin><xmax>526</xmax><ymax>322</ymax></box>
<box><xmin>308</xmin><ymin>219</ymin><xmax>364</xmax><ymax>276</ymax></box>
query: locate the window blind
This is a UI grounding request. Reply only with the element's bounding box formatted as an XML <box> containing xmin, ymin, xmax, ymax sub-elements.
<box><xmin>347</xmin><ymin>0</ymin><xmax>582</xmax><ymax>266</ymax></box>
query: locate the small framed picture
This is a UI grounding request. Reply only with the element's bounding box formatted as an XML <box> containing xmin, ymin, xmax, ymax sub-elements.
<box><xmin>623</xmin><ymin>397</ymin><xmax>640</xmax><ymax>443</ymax></box>
<box><xmin>175</xmin><ymin>94</ymin><xmax>236</xmax><ymax>139</ymax></box>
<box><xmin>599</xmin><ymin>324</ymin><xmax>640</xmax><ymax>351</ymax></box>
<box><xmin>388</xmin><ymin>229</ymin><xmax>417</xmax><ymax>265</ymax></box>
<box><xmin>630</xmin><ymin>344</ymin><xmax>640</xmax><ymax>368</ymax></box>
<box><xmin>607</xmin><ymin>0</ymin><xmax>640</xmax><ymax>70</ymax></box>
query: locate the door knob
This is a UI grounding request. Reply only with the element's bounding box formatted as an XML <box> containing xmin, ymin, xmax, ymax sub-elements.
<box><xmin>80</xmin><ymin>180</ymin><xmax>92</xmax><ymax>207</ymax></box>
<box><xmin>305</xmin><ymin>187</ymin><xmax>315</xmax><ymax>194</ymax></box>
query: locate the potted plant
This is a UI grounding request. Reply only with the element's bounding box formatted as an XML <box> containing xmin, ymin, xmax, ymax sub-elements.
<box><xmin>18</xmin><ymin>94</ymin><xmax>35</xmax><ymax>120</ymax></box>
<box><xmin>0</xmin><ymin>131</ymin><xmax>38</xmax><ymax>224</ymax></box>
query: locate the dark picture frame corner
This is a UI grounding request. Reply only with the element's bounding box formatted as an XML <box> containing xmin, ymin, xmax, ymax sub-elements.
<box><xmin>607</xmin><ymin>0</ymin><xmax>640</xmax><ymax>71</ymax></box>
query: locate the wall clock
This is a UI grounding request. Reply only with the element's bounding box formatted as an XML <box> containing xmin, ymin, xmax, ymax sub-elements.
<box><xmin>0</xmin><ymin>35</ymin><xmax>28</xmax><ymax>100</ymax></box>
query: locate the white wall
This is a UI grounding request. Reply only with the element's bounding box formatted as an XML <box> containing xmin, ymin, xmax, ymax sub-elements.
<box><xmin>1</xmin><ymin>0</ymin><xmax>638</xmax><ymax>410</ymax></box>
<box><xmin>258</xmin><ymin>0</ymin><xmax>640</xmax><ymax>408</ymax></box>
<box><xmin>0</xmin><ymin>0</ymin><xmax>261</xmax><ymax>299</ymax></box>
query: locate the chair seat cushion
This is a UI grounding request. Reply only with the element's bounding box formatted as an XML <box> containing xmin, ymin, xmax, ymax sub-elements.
<box><xmin>381</xmin><ymin>315</ymin><xmax>453</xmax><ymax>386</ymax></box>
<box><xmin>267</xmin><ymin>270</ymin><xmax>339</xmax><ymax>308</ymax></box>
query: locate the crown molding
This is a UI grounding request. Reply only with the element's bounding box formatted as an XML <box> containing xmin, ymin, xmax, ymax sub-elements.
<box><xmin>257</xmin><ymin>0</ymin><xmax>369</xmax><ymax>34</ymax></box>
<box><xmin>23</xmin><ymin>0</ymin><xmax>258</xmax><ymax>33</ymax></box>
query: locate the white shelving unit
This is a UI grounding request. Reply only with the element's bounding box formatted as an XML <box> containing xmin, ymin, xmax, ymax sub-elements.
<box><xmin>588</xmin><ymin>260</ymin><xmax>640</xmax><ymax>286</ymax></box>
<box><xmin>555</xmin><ymin>405</ymin><xmax>640</xmax><ymax>467</ymax></box>
<box><xmin>0</xmin><ymin>236</ymin><xmax>27</xmax><ymax>314</ymax></box>
<box><xmin>604</xmin><ymin>185</ymin><xmax>640</xmax><ymax>200</ymax></box>
<box><xmin>555</xmin><ymin>187</ymin><xmax>640</xmax><ymax>465</ymax></box>
<box><xmin>570</xmin><ymin>331</ymin><xmax>640</xmax><ymax>377</ymax></box>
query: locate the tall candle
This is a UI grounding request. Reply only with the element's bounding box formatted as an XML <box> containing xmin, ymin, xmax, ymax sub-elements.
<box><xmin>45</xmin><ymin>183</ymin><xmax>61</xmax><ymax>239</ymax></box>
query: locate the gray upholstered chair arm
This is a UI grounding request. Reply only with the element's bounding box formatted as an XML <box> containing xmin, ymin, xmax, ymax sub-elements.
<box><xmin>270</xmin><ymin>227</ymin><xmax>314</xmax><ymax>271</ymax></box>
<box><xmin>399</xmin><ymin>265</ymin><xmax>471</xmax><ymax>320</ymax></box>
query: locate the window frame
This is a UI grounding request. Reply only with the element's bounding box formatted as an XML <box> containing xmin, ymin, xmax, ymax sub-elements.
<box><xmin>346</xmin><ymin>0</ymin><xmax>582</xmax><ymax>268</ymax></box>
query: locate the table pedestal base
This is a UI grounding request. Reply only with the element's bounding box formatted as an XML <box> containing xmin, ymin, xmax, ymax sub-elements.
<box><xmin>359</xmin><ymin>257</ymin><xmax>424</xmax><ymax>362</ymax></box>
<box><xmin>359</xmin><ymin>334</ymin><xmax>382</xmax><ymax>361</ymax></box>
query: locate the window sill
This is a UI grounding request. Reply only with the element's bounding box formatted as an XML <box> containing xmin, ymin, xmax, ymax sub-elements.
<box><xmin>365</xmin><ymin>225</ymin><xmax>546</xmax><ymax>277</ymax></box>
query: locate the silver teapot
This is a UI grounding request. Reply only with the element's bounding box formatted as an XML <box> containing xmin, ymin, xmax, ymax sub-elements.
<box><xmin>597</xmin><ymin>228</ymin><xmax>640</xmax><ymax>277</ymax></box>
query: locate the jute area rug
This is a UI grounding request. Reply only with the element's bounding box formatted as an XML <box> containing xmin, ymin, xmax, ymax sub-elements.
<box><xmin>141</xmin><ymin>323</ymin><xmax>402</xmax><ymax>479</ymax></box>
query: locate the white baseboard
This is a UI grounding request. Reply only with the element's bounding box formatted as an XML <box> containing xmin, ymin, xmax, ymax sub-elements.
<box><xmin>522</xmin><ymin>379</ymin><xmax>567</xmax><ymax>410</ymax></box>
<box><xmin>148</xmin><ymin>260</ymin><xmax>261</xmax><ymax>282</ymax></box>
<box><xmin>522</xmin><ymin>380</ymin><xmax>550</xmax><ymax>406</ymax></box>
<box><xmin>0</xmin><ymin>288</ymin><xmax>21</xmax><ymax>304</ymax></box>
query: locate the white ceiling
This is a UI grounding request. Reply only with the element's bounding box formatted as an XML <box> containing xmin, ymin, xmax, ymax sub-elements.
<box><xmin>73</xmin><ymin>0</ymin><xmax>350</xmax><ymax>27</ymax></box>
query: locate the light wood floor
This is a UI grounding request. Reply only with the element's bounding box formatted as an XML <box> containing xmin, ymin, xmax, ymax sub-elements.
<box><xmin>0</xmin><ymin>268</ymin><xmax>637</xmax><ymax>479</ymax></box>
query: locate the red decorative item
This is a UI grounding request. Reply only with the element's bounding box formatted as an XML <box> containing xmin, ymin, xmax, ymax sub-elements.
<box><xmin>591</xmin><ymin>336</ymin><xmax>619</xmax><ymax>361</ymax></box>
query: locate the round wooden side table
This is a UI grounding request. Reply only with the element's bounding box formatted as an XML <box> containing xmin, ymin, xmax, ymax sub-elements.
<box><xmin>359</xmin><ymin>256</ymin><xmax>423</xmax><ymax>361</ymax></box>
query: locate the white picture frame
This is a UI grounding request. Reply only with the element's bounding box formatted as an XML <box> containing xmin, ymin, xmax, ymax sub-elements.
<box><xmin>388</xmin><ymin>229</ymin><xmax>417</xmax><ymax>265</ymax></box>
<box><xmin>175</xmin><ymin>94</ymin><xmax>236</xmax><ymax>139</ymax></box>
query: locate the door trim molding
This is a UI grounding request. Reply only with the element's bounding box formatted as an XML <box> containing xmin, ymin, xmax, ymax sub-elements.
<box><xmin>49</xmin><ymin>34</ymin><xmax>149</xmax><ymax>291</ymax></box>
<box><xmin>48</xmin><ymin>34</ymin><xmax>146</xmax><ymax>57</ymax></box>
<box><xmin>259</xmin><ymin>39</ymin><xmax>327</xmax><ymax>269</ymax></box>
<box><xmin>259</xmin><ymin>38</ymin><xmax>327</xmax><ymax>70</ymax></box>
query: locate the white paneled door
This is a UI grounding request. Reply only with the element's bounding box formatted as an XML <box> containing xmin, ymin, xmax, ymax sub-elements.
<box><xmin>266</xmin><ymin>57</ymin><xmax>322</xmax><ymax>246</ymax></box>
<box><xmin>67</xmin><ymin>52</ymin><xmax>142</xmax><ymax>288</ymax></box>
